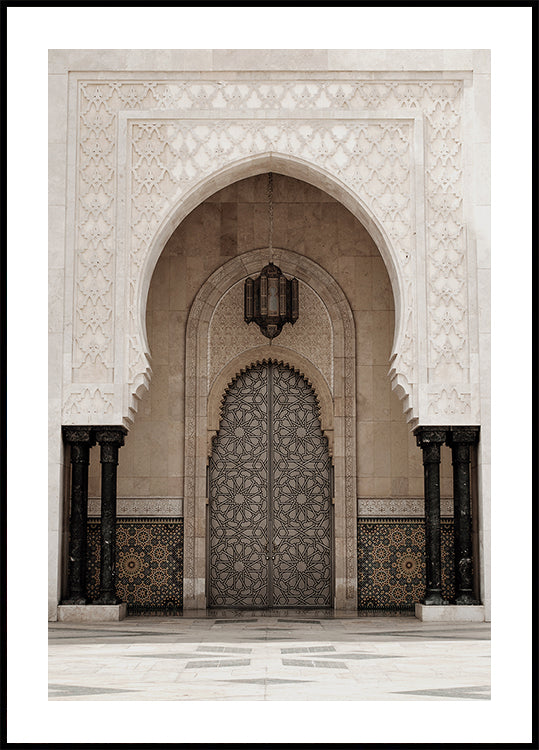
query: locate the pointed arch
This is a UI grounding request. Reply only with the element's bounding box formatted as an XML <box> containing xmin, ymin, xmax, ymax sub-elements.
<box><xmin>129</xmin><ymin>153</ymin><xmax>415</xmax><ymax>426</ymax></box>
<box><xmin>207</xmin><ymin>346</ymin><xmax>335</xmax><ymax>456</ymax></box>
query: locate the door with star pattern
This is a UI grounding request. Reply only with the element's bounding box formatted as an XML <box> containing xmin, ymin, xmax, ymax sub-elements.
<box><xmin>208</xmin><ymin>362</ymin><xmax>333</xmax><ymax>607</ymax></box>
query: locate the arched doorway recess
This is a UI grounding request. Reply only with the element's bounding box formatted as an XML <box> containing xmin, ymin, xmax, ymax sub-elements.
<box><xmin>208</xmin><ymin>361</ymin><xmax>332</xmax><ymax>609</ymax></box>
<box><xmin>132</xmin><ymin>155</ymin><xmax>414</xmax><ymax>427</ymax></box>
<box><xmin>183</xmin><ymin>246</ymin><xmax>357</xmax><ymax>611</ymax></box>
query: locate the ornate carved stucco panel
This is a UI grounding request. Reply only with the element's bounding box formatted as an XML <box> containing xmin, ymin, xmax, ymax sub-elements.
<box><xmin>358</xmin><ymin>496</ymin><xmax>454</xmax><ymax>518</ymax></box>
<box><xmin>64</xmin><ymin>75</ymin><xmax>474</xmax><ymax>426</ymax></box>
<box><xmin>88</xmin><ymin>496</ymin><xmax>183</xmax><ymax>518</ymax></box>
<box><xmin>124</xmin><ymin>116</ymin><xmax>416</xmax><ymax>417</ymax></box>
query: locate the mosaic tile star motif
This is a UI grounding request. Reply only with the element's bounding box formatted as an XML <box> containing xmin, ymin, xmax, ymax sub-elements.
<box><xmin>87</xmin><ymin>518</ymin><xmax>183</xmax><ymax>613</ymax></box>
<box><xmin>84</xmin><ymin>516</ymin><xmax>458</xmax><ymax>612</ymax></box>
<box><xmin>357</xmin><ymin>518</ymin><xmax>455</xmax><ymax>610</ymax></box>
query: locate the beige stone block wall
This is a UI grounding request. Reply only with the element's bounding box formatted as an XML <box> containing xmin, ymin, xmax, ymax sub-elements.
<box><xmin>89</xmin><ymin>174</ymin><xmax>452</xmax><ymax>501</ymax></box>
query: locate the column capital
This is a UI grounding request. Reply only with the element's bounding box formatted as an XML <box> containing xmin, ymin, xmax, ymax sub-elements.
<box><xmin>62</xmin><ymin>426</ymin><xmax>96</xmax><ymax>446</ymax></box>
<box><xmin>446</xmin><ymin>426</ymin><xmax>480</xmax><ymax>447</ymax></box>
<box><xmin>413</xmin><ymin>426</ymin><xmax>449</xmax><ymax>447</ymax></box>
<box><xmin>414</xmin><ymin>427</ymin><xmax>448</xmax><ymax>463</ymax></box>
<box><xmin>94</xmin><ymin>426</ymin><xmax>128</xmax><ymax>447</ymax></box>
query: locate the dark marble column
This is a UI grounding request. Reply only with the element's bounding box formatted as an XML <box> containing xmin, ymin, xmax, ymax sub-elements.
<box><xmin>61</xmin><ymin>426</ymin><xmax>95</xmax><ymax>604</ymax></box>
<box><xmin>447</xmin><ymin>426</ymin><xmax>480</xmax><ymax>604</ymax></box>
<box><xmin>94</xmin><ymin>426</ymin><xmax>127</xmax><ymax>605</ymax></box>
<box><xmin>414</xmin><ymin>427</ymin><xmax>449</xmax><ymax>605</ymax></box>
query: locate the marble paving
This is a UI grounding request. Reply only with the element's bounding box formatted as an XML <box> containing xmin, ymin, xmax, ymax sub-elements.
<box><xmin>48</xmin><ymin>611</ymin><xmax>490</xmax><ymax>701</ymax></box>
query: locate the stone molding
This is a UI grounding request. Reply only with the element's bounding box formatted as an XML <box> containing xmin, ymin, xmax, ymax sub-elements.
<box><xmin>58</xmin><ymin>69</ymin><xmax>482</xmax><ymax>428</ymax></box>
<box><xmin>88</xmin><ymin>496</ymin><xmax>183</xmax><ymax>518</ymax></box>
<box><xmin>49</xmin><ymin>50</ymin><xmax>489</xmax><ymax>75</ymax></box>
<box><xmin>357</xmin><ymin>496</ymin><xmax>454</xmax><ymax>518</ymax></box>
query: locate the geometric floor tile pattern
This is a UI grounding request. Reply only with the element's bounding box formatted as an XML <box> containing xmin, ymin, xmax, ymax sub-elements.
<box><xmin>49</xmin><ymin>611</ymin><xmax>490</xmax><ymax>701</ymax></box>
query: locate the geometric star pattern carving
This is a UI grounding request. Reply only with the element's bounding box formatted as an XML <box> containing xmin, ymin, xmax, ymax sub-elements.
<box><xmin>70</xmin><ymin>76</ymin><xmax>468</xmax><ymax>423</ymax></box>
<box><xmin>357</xmin><ymin>518</ymin><xmax>456</xmax><ymax>609</ymax></box>
<box><xmin>209</xmin><ymin>362</ymin><xmax>332</xmax><ymax>608</ymax></box>
<box><xmin>86</xmin><ymin>518</ymin><xmax>183</xmax><ymax>613</ymax></box>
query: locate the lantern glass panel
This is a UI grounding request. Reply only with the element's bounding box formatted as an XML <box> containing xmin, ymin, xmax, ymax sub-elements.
<box><xmin>268</xmin><ymin>277</ymin><xmax>279</xmax><ymax>315</ymax></box>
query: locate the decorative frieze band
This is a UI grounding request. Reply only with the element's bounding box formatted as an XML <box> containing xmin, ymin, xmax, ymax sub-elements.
<box><xmin>88</xmin><ymin>496</ymin><xmax>183</xmax><ymax>518</ymax></box>
<box><xmin>357</xmin><ymin>497</ymin><xmax>453</xmax><ymax>518</ymax></box>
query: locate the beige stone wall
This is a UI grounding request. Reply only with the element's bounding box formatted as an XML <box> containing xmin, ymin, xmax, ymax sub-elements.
<box><xmin>88</xmin><ymin>173</ymin><xmax>452</xmax><ymax>501</ymax></box>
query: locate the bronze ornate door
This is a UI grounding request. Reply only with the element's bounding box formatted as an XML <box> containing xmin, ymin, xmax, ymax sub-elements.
<box><xmin>208</xmin><ymin>362</ymin><xmax>332</xmax><ymax>608</ymax></box>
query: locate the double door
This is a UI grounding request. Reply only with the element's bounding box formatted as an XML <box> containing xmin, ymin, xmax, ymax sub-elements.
<box><xmin>208</xmin><ymin>362</ymin><xmax>332</xmax><ymax>608</ymax></box>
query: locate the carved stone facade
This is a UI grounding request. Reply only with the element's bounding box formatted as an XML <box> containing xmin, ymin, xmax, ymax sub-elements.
<box><xmin>49</xmin><ymin>50</ymin><xmax>490</xmax><ymax>621</ymax></box>
<box><xmin>61</xmin><ymin>70</ymin><xmax>480</xmax><ymax>428</ymax></box>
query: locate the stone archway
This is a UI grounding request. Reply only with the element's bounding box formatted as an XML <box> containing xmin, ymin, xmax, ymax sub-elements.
<box><xmin>183</xmin><ymin>247</ymin><xmax>357</xmax><ymax>610</ymax></box>
<box><xmin>63</xmin><ymin>74</ymin><xmax>477</xmax><ymax>443</ymax></box>
<box><xmin>50</xmin><ymin>55</ymin><xmax>489</xmax><ymax>626</ymax></box>
<box><xmin>131</xmin><ymin>151</ymin><xmax>415</xmax><ymax>428</ymax></box>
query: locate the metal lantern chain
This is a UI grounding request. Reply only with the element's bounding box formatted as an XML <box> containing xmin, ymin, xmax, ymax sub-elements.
<box><xmin>244</xmin><ymin>172</ymin><xmax>299</xmax><ymax>340</ymax></box>
<box><xmin>267</xmin><ymin>172</ymin><xmax>274</xmax><ymax>259</ymax></box>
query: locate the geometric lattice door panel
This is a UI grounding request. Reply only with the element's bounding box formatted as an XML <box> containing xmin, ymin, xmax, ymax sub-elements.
<box><xmin>209</xmin><ymin>362</ymin><xmax>332</xmax><ymax>608</ymax></box>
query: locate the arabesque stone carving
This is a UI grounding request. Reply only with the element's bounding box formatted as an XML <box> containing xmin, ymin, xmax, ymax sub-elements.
<box><xmin>64</xmin><ymin>75</ymin><xmax>473</xmax><ymax>427</ymax></box>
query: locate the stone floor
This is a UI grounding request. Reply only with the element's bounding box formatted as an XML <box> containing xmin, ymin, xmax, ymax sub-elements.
<box><xmin>48</xmin><ymin>610</ymin><xmax>490</xmax><ymax>701</ymax></box>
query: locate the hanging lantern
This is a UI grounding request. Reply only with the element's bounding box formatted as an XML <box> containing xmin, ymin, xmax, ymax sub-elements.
<box><xmin>244</xmin><ymin>174</ymin><xmax>299</xmax><ymax>339</ymax></box>
<box><xmin>244</xmin><ymin>262</ymin><xmax>299</xmax><ymax>339</ymax></box>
